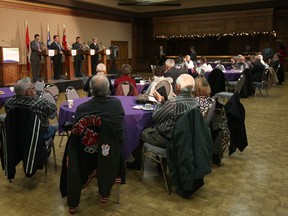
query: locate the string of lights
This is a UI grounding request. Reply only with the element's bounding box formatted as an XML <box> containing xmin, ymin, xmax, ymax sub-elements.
<box><xmin>154</xmin><ymin>31</ymin><xmax>277</xmax><ymax>40</ymax></box>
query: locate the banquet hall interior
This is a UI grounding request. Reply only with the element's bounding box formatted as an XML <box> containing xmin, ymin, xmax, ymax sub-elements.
<box><xmin>0</xmin><ymin>0</ymin><xmax>288</xmax><ymax>215</ymax></box>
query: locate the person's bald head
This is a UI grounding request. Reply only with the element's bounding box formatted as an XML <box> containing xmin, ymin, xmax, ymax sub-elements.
<box><xmin>175</xmin><ymin>74</ymin><xmax>195</xmax><ymax>94</ymax></box>
<box><xmin>90</xmin><ymin>74</ymin><xmax>110</xmax><ymax>97</ymax></box>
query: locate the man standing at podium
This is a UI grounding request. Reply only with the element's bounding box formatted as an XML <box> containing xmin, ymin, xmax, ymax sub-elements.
<box><xmin>50</xmin><ymin>35</ymin><xmax>63</xmax><ymax>80</ymax></box>
<box><xmin>90</xmin><ymin>37</ymin><xmax>100</xmax><ymax>75</ymax></box>
<box><xmin>72</xmin><ymin>36</ymin><xmax>84</xmax><ymax>77</ymax></box>
<box><xmin>30</xmin><ymin>34</ymin><xmax>42</xmax><ymax>82</ymax></box>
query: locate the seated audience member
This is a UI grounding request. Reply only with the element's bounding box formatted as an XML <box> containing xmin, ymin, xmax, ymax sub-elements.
<box><xmin>256</xmin><ymin>54</ymin><xmax>269</xmax><ymax>68</ymax></box>
<box><xmin>5</xmin><ymin>77</ymin><xmax>57</xmax><ymax>140</ymax></box>
<box><xmin>164</xmin><ymin>59</ymin><xmax>181</xmax><ymax>92</ymax></box>
<box><xmin>114</xmin><ymin>64</ymin><xmax>136</xmax><ymax>90</ymax></box>
<box><xmin>83</xmin><ymin>63</ymin><xmax>113</xmax><ymax>96</ymax></box>
<box><xmin>183</xmin><ymin>55</ymin><xmax>195</xmax><ymax>74</ymax></box>
<box><xmin>175</xmin><ymin>55</ymin><xmax>188</xmax><ymax>73</ymax></box>
<box><xmin>234</xmin><ymin>55</ymin><xmax>249</xmax><ymax>70</ymax></box>
<box><xmin>196</xmin><ymin>56</ymin><xmax>213</xmax><ymax>75</ymax></box>
<box><xmin>75</xmin><ymin>74</ymin><xmax>124</xmax><ymax>142</ymax></box>
<box><xmin>194</xmin><ymin>76</ymin><xmax>214</xmax><ymax>117</ymax></box>
<box><xmin>127</xmin><ymin>74</ymin><xmax>199</xmax><ymax>170</ymax></box>
<box><xmin>145</xmin><ymin>66</ymin><xmax>174</xmax><ymax>100</ymax></box>
<box><xmin>250</xmin><ymin>55</ymin><xmax>265</xmax><ymax>82</ymax></box>
<box><xmin>215</xmin><ymin>60</ymin><xmax>226</xmax><ymax>71</ymax></box>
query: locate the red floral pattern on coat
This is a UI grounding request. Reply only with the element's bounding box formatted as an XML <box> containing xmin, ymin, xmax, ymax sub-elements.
<box><xmin>82</xmin><ymin>128</ymin><xmax>99</xmax><ymax>147</ymax></box>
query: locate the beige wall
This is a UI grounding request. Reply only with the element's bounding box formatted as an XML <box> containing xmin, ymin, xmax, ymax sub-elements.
<box><xmin>0</xmin><ymin>7</ymin><xmax>132</xmax><ymax>64</ymax></box>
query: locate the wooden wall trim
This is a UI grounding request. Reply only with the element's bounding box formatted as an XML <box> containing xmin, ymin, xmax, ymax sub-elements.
<box><xmin>0</xmin><ymin>0</ymin><xmax>132</xmax><ymax>23</ymax></box>
<box><xmin>153</xmin><ymin>9</ymin><xmax>274</xmax><ymax>36</ymax></box>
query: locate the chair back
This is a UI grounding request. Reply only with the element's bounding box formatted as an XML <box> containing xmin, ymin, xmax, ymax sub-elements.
<box><xmin>155</xmin><ymin>80</ymin><xmax>172</xmax><ymax>99</ymax></box>
<box><xmin>262</xmin><ymin>68</ymin><xmax>271</xmax><ymax>87</ymax></box>
<box><xmin>66</xmin><ymin>86</ymin><xmax>80</xmax><ymax>100</ymax></box>
<box><xmin>34</xmin><ymin>80</ymin><xmax>45</xmax><ymax>94</ymax></box>
<box><xmin>114</xmin><ymin>81</ymin><xmax>139</xmax><ymax>96</ymax></box>
<box><xmin>234</xmin><ymin>74</ymin><xmax>245</xmax><ymax>94</ymax></box>
<box><xmin>207</xmin><ymin>68</ymin><xmax>226</xmax><ymax>96</ymax></box>
<box><xmin>82</xmin><ymin>76</ymin><xmax>89</xmax><ymax>86</ymax></box>
<box><xmin>204</xmin><ymin>99</ymin><xmax>216</xmax><ymax>125</ymax></box>
<box><xmin>40</xmin><ymin>91</ymin><xmax>56</xmax><ymax>106</ymax></box>
<box><xmin>45</xmin><ymin>84</ymin><xmax>59</xmax><ymax>101</ymax></box>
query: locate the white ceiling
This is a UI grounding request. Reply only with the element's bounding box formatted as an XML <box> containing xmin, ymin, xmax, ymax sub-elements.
<box><xmin>77</xmin><ymin>0</ymin><xmax>273</xmax><ymax>13</ymax></box>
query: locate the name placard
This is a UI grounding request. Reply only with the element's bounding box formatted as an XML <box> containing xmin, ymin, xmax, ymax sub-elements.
<box><xmin>90</xmin><ymin>49</ymin><xmax>95</xmax><ymax>55</ymax></box>
<box><xmin>48</xmin><ymin>50</ymin><xmax>55</xmax><ymax>57</ymax></box>
<box><xmin>71</xmin><ymin>49</ymin><xmax>77</xmax><ymax>56</ymax></box>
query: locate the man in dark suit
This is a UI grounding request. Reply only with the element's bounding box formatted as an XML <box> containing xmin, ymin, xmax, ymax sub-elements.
<box><xmin>164</xmin><ymin>59</ymin><xmax>181</xmax><ymax>93</ymax></box>
<box><xmin>50</xmin><ymin>35</ymin><xmax>63</xmax><ymax>79</ymax></box>
<box><xmin>30</xmin><ymin>34</ymin><xmax>42</xmax><ymax>82</ymax></box>
<box><xmin>250</xmin><ymin>56</ymin><xmax>265</xmax><ymax>82</ymax></box>
<box><xmin>89</xmin><ymin>37</ymin><xmax>100</xmax><ymax>75</ymax></box>
<box><xmin>72</xmin><ymin>36</ymin><xmax>84</xmax><ymax>77</ymax></box>
<box><xmin>157</xmin><ymin>45</ymin><xmax>166</xmax><ymax>66</ymax></box>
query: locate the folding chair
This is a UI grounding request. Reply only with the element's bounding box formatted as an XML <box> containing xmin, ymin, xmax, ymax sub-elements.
<box><xmin>140</xmin><ymin>142</ymin><xmax>170</xmax><ymax>194</ymax></box>
<box><xmin>65</xmin><ymin>86</ymin><xmax>80</xmax><ymax>100</ymax></box>
<box><xmin>45</xmin><ymin>84</ymin><xmax>60</xmax><ymax>101</ymax></box>
<box><xmin>252</xmin><ymin>69</ymin><xmax>270</xmax><ymax>96</ymax></box>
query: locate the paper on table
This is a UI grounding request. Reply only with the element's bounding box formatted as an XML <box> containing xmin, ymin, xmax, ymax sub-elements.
<box><xmin>148</xmin><ymin>96</ymin><xmax>157</xmax><ymax>103</ymax></box>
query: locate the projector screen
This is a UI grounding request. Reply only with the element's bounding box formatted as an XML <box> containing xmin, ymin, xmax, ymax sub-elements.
<box><xmin>2</xmin><ymin>47</ymin><xmax>20</xmax><ymax>63</ymax></box>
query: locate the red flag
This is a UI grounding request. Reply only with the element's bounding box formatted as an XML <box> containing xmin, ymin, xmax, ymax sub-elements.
<box><xmin>25</xmin><ymin>21</ymin><xmax>30</xmax><ymax>71</ymax></box>
<box><xmin>62</xmin><ymin>25</ymin><xmax>68</xmax><ymax>50</ymax></box>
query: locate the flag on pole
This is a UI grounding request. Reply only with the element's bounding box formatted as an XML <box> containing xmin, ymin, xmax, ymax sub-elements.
<box><xmin>25</xmin><ymin>21</ymin><xmax>30</xmax><ymax>71</ymax></box>
<box><xmin>62</xmin><ymin>24</ymin><xmax>68</xmax><ymax>50</ymax></box>
<box><xmin>47</xmin><ymin>24</ymin><xmax>51</xmax><ymax>49</ymax></box>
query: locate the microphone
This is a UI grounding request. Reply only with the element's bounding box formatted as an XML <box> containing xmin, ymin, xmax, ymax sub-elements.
<box><xmin>2</xmin><ymin>39</ymin><xmax>16</xmax><ymax>47</ymax></box>
<box><xmin>83</xmin><ymin>42</ymin><xmax>90</xmax><ymax>49</ymax></box>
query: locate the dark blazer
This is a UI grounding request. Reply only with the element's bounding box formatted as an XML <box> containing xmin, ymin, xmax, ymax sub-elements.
<box><xmin>164</xmin><ymin>67</ymin><xmax>180</xmax><ymax>93</ymax></box>
<box><xmin>50</xmin><ymin>41</ymin><xmax>63</xmax><ymax>60</ymax></box>
<box><xmin>72</xmin><ymin>42</ymin><xmax>84</xmax><ymax>61</ymax></box>
<box><xmin>30</xmin><ymin>40</ymin><xmax>41</xmax><ymax>61</ymax></box>
<box><xmin>224</xmin><ymin>92</ymin><xmax>248</xmax><ymax>155</ymax></box>
<box><xmin>250</xmin><ymin>62</ymin><xmax>265</xmax><ymax>82</ymax></box>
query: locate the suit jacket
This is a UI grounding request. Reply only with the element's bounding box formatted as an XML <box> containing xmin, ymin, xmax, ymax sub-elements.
<box><xmin>90</xmin><ymin>43</ymin><xmax>100</xmax><ymax>58</ymax></box>
<box><xmin>50</xmin><ymin>41</ymin><xmax>63</xmax><ymax>60</ymax></box>
<box><xmin>30</xmin><ymin>40</ymin><xmax>41</xmax><ymax>61</ymax></box>
<box><xmin>250</xmin><ymin>62</ymin><xmax>265</xmax><ymax>82</ymax></box>
<box><xmin>72</xmin><ymin>42</ymin><xmax>84</xmax><ymax>61</ymax></box>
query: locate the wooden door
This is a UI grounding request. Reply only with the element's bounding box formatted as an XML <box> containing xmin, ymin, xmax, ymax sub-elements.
<box><xmin>110</xmin><ymin>41</ymin><xmax>128</xmax><ymax>73</ymax></box>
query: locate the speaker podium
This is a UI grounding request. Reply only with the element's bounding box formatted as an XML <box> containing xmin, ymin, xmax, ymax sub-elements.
<box><xmin>0</xmin><ymin>46</ymin><xmax>19</xmax><ymax>86</ymax></box>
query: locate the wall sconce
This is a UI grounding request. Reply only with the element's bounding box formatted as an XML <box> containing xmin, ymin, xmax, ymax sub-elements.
<box><xmin>105</xmin><ymin>49</ymin><xmax>111</xmax><ymax>55</ymax></box>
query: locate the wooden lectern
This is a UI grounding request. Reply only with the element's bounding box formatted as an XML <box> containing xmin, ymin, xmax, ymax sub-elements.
<box><xmin>99</xmin><ymin>50</ymin><xmax>107</xmax><ymax>66</ymax></box>
<box><xmin>0</xmin><ymin>46</ymin><xmax>19</xmax><ymax>86</ymax></box>
<box><xmin>41</xmin><ymin>49</ymin><xmax>55</xmax><ymax>82</ymax></box>
<box><xmin>64</xmin><ymin>49</ymin><xmax>77</xmax><ymax>80</ymax></box>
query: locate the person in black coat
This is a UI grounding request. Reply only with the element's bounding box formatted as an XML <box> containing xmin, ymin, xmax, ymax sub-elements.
<box><xmin>72</xmin><ymin>36</ymin><xmax>84</xmax><ymax>77</ymax></box>
<box><xmin>250</xmin><ymin>56</ymin><xmax>265</xmax><ymax>82</ymax></box>
<box><xmin>89</xmin><ymin>37</ymin><xmax>100</xmax><ymax>75</ymax></box>
<box><xmin>164</xmin><ymin>59</ymin><xmax>181</xmax><ymax>93</ymax></box>
<box><xmin>50</xmin><ymin>35</ymin><xmax>64</xmax><ymax>79</ymax></box>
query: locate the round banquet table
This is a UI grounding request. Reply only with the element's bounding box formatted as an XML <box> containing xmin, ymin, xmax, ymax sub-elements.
<box><xmin>205</xmin><ymin>69</ymin><xmax>242</xmax><ymax>81</ymax></box>
<box><xmin>0</xmin><ymin>87</ymin><xmax>15</xmax><ymax>106</ymax></box>
<box><xmin>58</xmin><ymin>96</ymin><xmax>153</xmax><ymax>160</ymax></box>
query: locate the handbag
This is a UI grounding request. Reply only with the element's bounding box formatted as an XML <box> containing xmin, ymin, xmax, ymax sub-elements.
<box><xmin>135</xmin><ymin>94</ymin><xmax>149</xmax><ymax>104</ymax></box>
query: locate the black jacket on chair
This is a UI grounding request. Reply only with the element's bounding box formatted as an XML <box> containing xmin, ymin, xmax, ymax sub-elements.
<box><xmin>60</xmin><ymin>114</ymin><xmax>124</xmax><ymax>208</ymax></box>
<box><xmin>167</xmin><ymin>108</ymin><xmax>212</xmax><ymax>197</ymax></box>
<box><xmin>224</xmin><ymin>92</ymin><xmax>248</xmax><ymax>155</ymax></box>
<box><xmin>1</xmin><ymin>106</ymin><xmax>46</xmax><ymax>180</ymax></box>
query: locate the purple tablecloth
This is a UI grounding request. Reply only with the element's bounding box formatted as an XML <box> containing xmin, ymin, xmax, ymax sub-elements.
<box><xmin>0</xmin><ymin>88</ymin><xmax>15</xmax><ymax>105</ymax></box>
<box><xmin>205</xmin><ymin>70</ymin><xmax>242</xmax><ymax>81</ymax></box>
<box><xmin>58</xmin><ymin>96</ymin><xmax>153</xmax><ymax>160</ymax></box>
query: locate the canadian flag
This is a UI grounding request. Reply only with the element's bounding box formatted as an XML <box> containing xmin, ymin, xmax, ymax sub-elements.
<box><xmin>25</xmin><ymin>21</ymin><xmax>31</xmax><ymax>71</ymax></box>
<box><xmin>62</xmin><ymin>24</ymin><xmax>68</xmax><ymax>50</ymax></box>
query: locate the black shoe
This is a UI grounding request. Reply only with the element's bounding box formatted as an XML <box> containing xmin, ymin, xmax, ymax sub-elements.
<box><xmin>126</xmin><ymin>161</ymin><xmax>142</xmax><ymax>170</ymax></box>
